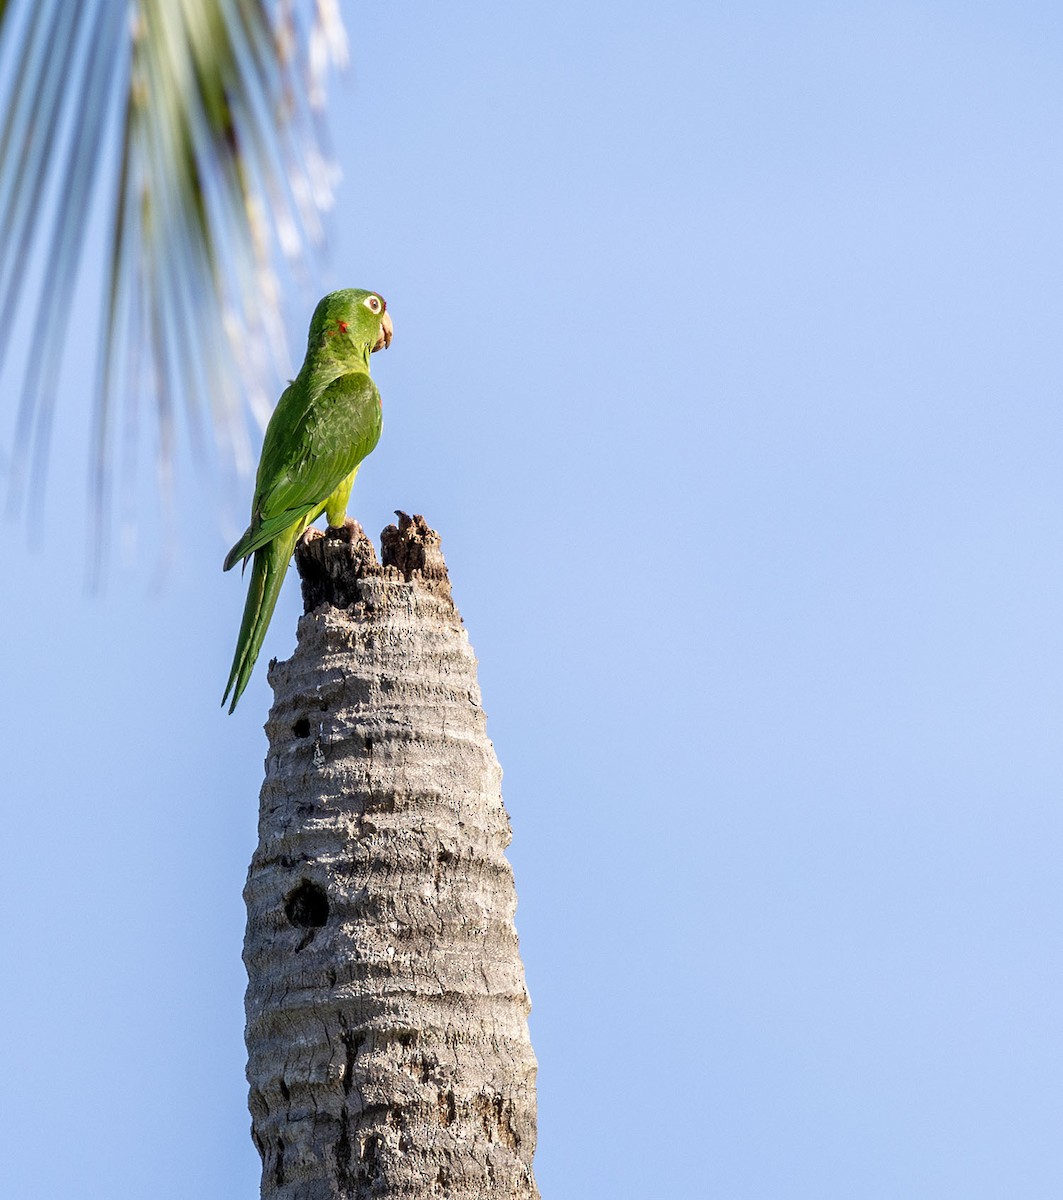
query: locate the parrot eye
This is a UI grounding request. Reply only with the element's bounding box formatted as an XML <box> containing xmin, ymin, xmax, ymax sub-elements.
<box><xmin>364</xmin><ymin>295</ymin><xmax>382</xmax><ymax>314</ymax></box>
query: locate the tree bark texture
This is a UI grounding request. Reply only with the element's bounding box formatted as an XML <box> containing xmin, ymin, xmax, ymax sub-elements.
<box><xmin>243</xmin><ymin>514</ymin><xmax>540</xmax><ymax>1200</ymax></box>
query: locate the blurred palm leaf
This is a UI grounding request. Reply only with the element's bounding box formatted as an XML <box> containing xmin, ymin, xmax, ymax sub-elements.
<box><xmin>0</xmin><ymin>0</ymin><xmax>347</xmax><ymax>569</ymax></box>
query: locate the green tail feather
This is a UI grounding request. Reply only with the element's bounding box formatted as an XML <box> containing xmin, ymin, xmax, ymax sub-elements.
<box><xmin>222</xmin><ymin>526</ymin><xmax>300</xmax><ymax>713</ymax></box>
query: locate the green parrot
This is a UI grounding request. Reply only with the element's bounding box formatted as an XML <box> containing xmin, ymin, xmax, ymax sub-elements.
<box><xmin>222</xmin><ymin>288</ymin><xmax>393</xmax><ymax>712</ymax></box>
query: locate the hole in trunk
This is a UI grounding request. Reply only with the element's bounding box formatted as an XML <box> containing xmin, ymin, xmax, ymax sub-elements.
<box><xmin>285</xmin><ymin>880</ymin><xmax>329</xmax><ymax>928</ymax></box>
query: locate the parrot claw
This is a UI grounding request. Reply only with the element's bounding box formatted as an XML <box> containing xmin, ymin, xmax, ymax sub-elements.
<box><xmin>324</xmin><ymin>517</ymin><xmax>365</xmax><ymax>542</ymax></box>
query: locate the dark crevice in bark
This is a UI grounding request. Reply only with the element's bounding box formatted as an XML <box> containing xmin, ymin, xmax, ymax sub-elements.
<box><xmin>335</xmin><ymin>1108</ymin><xmax>353</xmax><ymax>1190</ymax></box>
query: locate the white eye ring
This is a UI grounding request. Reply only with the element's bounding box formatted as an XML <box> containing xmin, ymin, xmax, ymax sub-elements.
<box><xmin>364</xmin><ymin>295</ymin><xmax>382</xmax><ymax>313</ymax></box>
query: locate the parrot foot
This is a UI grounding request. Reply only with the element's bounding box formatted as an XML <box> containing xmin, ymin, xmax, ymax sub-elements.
<box><xmin>324</xmin><ymin>517</ymin><xmax>366</xmax><ymax>543</ymax></box>
<box><xmin>297</xmin><ymin>519</ymin><xmax>364</xmax><ymax>553</ymax></box>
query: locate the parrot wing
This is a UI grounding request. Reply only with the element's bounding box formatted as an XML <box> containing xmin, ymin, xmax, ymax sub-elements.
<box><xmin>223</xmin><ymin>371</ymin><xmax>382</xmax><ymax>570</ymax></box>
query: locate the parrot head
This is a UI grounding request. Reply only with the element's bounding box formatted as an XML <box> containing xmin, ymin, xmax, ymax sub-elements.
<box><xmin>307</xmin><ymin>288</ymin><xmax>393</xmax><ymax>366</ymax></box>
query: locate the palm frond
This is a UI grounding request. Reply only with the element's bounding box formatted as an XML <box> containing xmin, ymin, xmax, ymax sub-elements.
<box><xmin>0</xmin><ymin>0</ymin><xmax>348</xmax><ymax>574</ymax></box>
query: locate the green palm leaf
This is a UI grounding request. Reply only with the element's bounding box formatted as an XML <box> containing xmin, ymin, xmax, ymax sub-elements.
<box><xmin>0</xmin><ymin>0</ymin><xmax>347</xmax><ymax>572</ymax></box>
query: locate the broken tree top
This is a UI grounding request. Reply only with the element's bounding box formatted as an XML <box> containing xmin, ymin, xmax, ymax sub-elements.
<box><xmin>295</xmin><ymin>511</ymin><xmax>454</xmax><ymax>613</ymax></box>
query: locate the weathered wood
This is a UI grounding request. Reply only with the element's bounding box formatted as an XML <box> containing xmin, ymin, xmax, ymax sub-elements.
<box><xmin>243</xmin><ymin>514</ymin><xmax>540</xmax><ymax>1199</ymax></box>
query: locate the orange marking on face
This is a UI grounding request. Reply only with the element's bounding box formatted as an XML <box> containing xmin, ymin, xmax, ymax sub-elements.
<box><xmin>339</xmin><ymin>321</ymin><xmax>348</xmax><ymax>333</ymax></box>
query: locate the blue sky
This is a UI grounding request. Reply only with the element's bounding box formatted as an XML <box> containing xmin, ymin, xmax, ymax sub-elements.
<box><xmin>3</xmin><ymin>2</ymin><xmax>1063</xmax><ymax>1196</ymax></box>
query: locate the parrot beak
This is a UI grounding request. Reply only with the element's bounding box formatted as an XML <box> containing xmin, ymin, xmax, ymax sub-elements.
<box><xmin>373</xmin><ymin>311</ymin><xmax>393</xmax><ymax>352</ymax></box>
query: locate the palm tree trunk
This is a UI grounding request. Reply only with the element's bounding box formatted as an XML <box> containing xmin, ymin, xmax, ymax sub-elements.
<box><xmin>243</xmin><ymin>514</ymin><xmax>540</xmax><ymax>1200</ymax></box>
